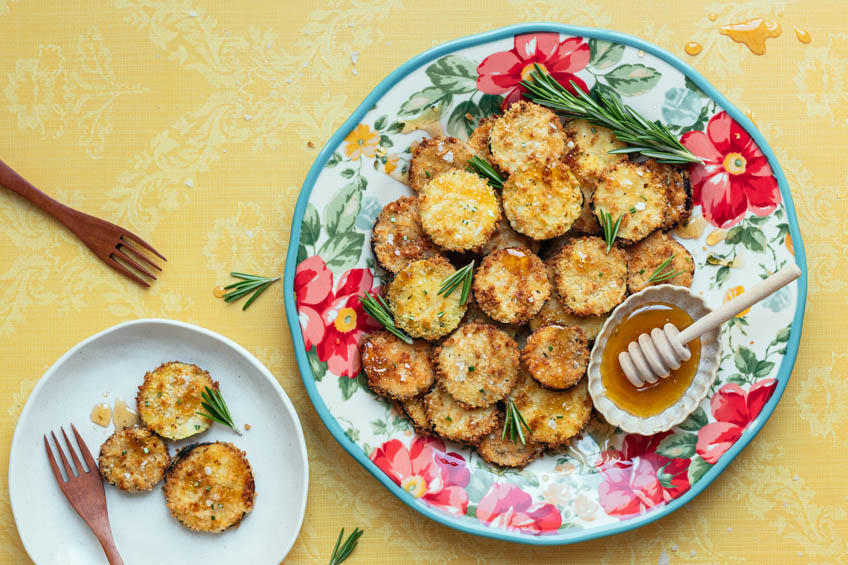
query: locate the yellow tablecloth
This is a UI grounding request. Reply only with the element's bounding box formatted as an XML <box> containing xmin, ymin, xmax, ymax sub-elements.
<box><xmin>0</xmin><ymin>1</ymin><xmax>845</xmax><ymax>563</ymax></box>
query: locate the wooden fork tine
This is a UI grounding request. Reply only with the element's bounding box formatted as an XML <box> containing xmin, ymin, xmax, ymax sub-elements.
<box><xmin>105</xmin><ymin>256</ymin><xmax>150</xmax><ymax>288</ymax></box>
<box><xmin>112</xmin><ymin>249</ymin><xmax>156</xmax><ymax>281</ymax></box>
<box><xmin>61</xmin><ymin>427</ymin><xmax>84</xmax><ymax>474</ymax></box>
<box><xmin>51</xmin><ymin>431</ymin><xmax>75</xmax><ymax>479</ymax></box>
<box><xmin>121</xmin><ymin>232</ymin><xmax>166</xmax><ymax>262</ymax></box>
<box><xmin>118</xmin><ymin>242</ymin><xmax>161</xmax><ymax>272</ymax></box>
<box><xmin>44</xmin><ymin>435</ymin><xmax>64</xmax><ymax>483</ymax></box>
<box><xmin>71</xmin><ymin>424</ymin><xmax>97</xmax><ymax>471</ymax></box>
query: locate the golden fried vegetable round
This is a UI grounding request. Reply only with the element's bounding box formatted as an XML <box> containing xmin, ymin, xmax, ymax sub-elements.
<box><xmin>478</xmin><ymin>213</ymin><xmax>541</xmax><ymax>256</ymax></box>
<box><xmin>522</xmin><ymin>325</ymin><xmax>589</xmax><ymax>390</ymax></box>
<box><xmin>626</xmin><ymin>230</ymin><xmax>695</xmax><ymax>293</ymax></box>
<box><xmin>562</xmin><ymin>118</ymin><xmax>627</xmax><ymax>185</ymax></box>
<box><xmin>163</xmin><ymin>442</ymin><xmax>255</xmax><ymax>533</ymax></box>
<box><xmin>98</xmin><ymin>427</ymin><xmax>170</xmax><ymax>492</ymax></box>
<box><xmin>434</xmin><ymin>323</ymin><xmax>520</xmax><ymax>408</ymax></box>
<box><xmin>467</xmin><ymin>116</ymin><xmax>500</xmax><ymax>167</ymax></box>
<box><xmin>511</xmin><ymin>372</ymin><xmax>592</xmax><ymax>447</ymax></box>
<box><xmin>387</xmin><ymin>256</ymin><xmax>467</xmax><ymax>341</ymax></box>
<box><xmin>648</xmin><ymin>160</ymin><xmax>693</xmax><ymax>229</ymax></box>
<box><xmin>424</xmin><ymin>386</ymin><xmax>499</xmax><ymax>445</ymax></box>
<box><xmin>489</xmin><ymin>101</ymin><xmax>566</xmax><ymax>175</ymax></box>
<box><xmin>592</xmin><ymin>160</ymin><xmax>669</xmax><ymax>244</ymax></box>
<box><xmin>528</xmin><ymin>295</ymin><xmax>608</xmax><ymax>341</ymax></box>
<box><xmin>137</xmin><ymin>362</ymin><xmax>215</xmax><ymax>441</ymax></box>
<box><xmin>477</xmin><ymin>419</ymin><xmax>544</xmax><ymax>469</ymax></box>
<box><xmin>371</xmin><ymin>196</ymin><xmax>438</xmax><ymax>274</ymax></box>
<box><xmin>399</xmin><ymin>393</ymin><xmax>433</xmax><ymax>434</ymax></box>
<box><xmin>361</xmin><ymin>330</ymin><xmax>436</xmax><ymax>400</ymax></box>
<box><xmin>472</xmin><ymin>247</ymin><xmax>551</xmax><ymax>324</ymax></box>
<box><xmin>502</xmin><ymin>159</ymin><xmax>584</xmax><ymax>240</ymax></box>
<box><xmin>551</xmin><ymin>236</ymin><xmax>628</xmax><ymax>316</ymax></box>
<box><xmin>419</xmin><ymin>169</ymin><xmax>501</xmax><ymax>252</ymax></box>
<box><xmin>408</xmin><ymin>136</ymin><xmax>473</xmax><ymax>192</ymax></box>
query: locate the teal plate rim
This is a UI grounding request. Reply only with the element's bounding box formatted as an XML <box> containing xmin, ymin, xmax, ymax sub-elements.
<box><xmin>283</xmin><ymin>23</ymin><xmax>808</xmax><ymax>545</ymax></box>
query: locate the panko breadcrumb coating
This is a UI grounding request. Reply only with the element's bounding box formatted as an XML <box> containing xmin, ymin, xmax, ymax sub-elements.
<box><xmin>562</xmin><ymin>118</ymin><xmax>627</xmax><ymax>185</ymax></box>
<box><xmin>502</xmin><ymin>159</ymin><xmax>583</xmax><ymax>240</ymax></box>
<box><xmin>592</xmin><ymin>160</ymin><xmax>669</xmax><ymax>245</ymax></box>
<box><xmin>98</xmin><ymin>426</ymin><xmax>170</xmax><ymax>492</ymax></box>
<box><xmin>409</xmin><ymin>136</ymin><xmax>473</xmax><ymax>192</ymax></box>
<box><xmin>511</xmin><ymin>372</ymin><xmax>592</xmax><ymax>447</ymax></box>
<box><xmin>626</xmin><ymin>230</ymin><xmax>695</xmax><ymax>293</ymax></box>
<box><xmin>551</xmin><ymin>236</ymin><xmax>628</xmax><ymax>316</ymax></box>
<box><xmin>361</xmin><ymin>330</ymin><xmax>436</xmax><ymax>400</ymax></box>
<box><xmin>472</xmin><ymin>247</ymin><xmax>551</xmax><ymax>324</ymax></box>
<box><xmin>522</xmin><ymin>325</ymin><xmax>589</xmax><ymax>390</ymax></box>
<box><xmin>477</xmin><ymin>417</ymin><xmax>544</xmax><ymax>469</ymax></box>
<box><xmin>467</xmin><ymin>116</ymin><xmax>500</xmax><ymax>168</ymax></box>
<box><xmin>489</xmin><ymin>101</ymin><xmax>566</xmax><ymax>175</ymax></box>
<box><xmin>371</xmin><ymin>196</ymin><xmax>438</xmax><ymax>274</ymax></box>
<box><xmin>399</xmin><ymin>393</ymin><xmax>433</xmax><ymax>434</ymax></box>
<box><xmin>137</xmin><ymin>362</ymin><xmax>215</xmax><ymax>441</ymax></box>
<box><xmin>477</xmin><ymin>213</ymin><xmax>541</xmax><ymax>256</ymax></box>
<box><xmin>424</xmin><ymin>386</ymin><xmax>499</xmax><ymax>445</ymax></box>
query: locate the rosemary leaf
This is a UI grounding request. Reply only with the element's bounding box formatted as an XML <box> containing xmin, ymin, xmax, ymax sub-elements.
<box><xmin>329</xmin><ymin>527</ymin><xmax>364</xmax><ymax>565</ymax></box>
<box><xmin>598</xmin><ymin>208</ymin><xmax>623</xmax><ymax>252</ymax></box>
<box><xmin>466</xmin><ymin>155</ymin><xmax>505</xmax><ymax>189</ymax></box>
<box><xmin>221</xmin><ymin>272</ymin><xmax>280</xmax><ymax>310</ymax></box>
<box><xmin>438</xmin><ymin>261</ymin><xmax>474</xmax><ymax>305</ymax></box>
<box><xmin>357</xmin><ymin>292</ymin><xmax>413</xmax><ymax>344</ymax></box>
<box><xmin>646</xmin><ymin>254</ymin><xmax>685</xmax><ymax>284</ymax></box>
<box><xmin>196</xmin><ymin>386</ymin><xmax>242</xmax><ymax>435</ymax></box>
<box><xmin>502</xmin><ymin>397</ymin><xmax>532</xmax><ymax>444</ymax></box>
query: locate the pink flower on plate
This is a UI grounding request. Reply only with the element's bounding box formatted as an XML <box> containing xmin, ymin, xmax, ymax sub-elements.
<box><xmin>681</xmin><ymin>111</ymin><xmax>781</xmax><ymax>228</ymax></box>
<box><xmin>477</xmin><ymin>33</ymin><xmax>590</xmax><ymax>110</ymax></box>
<box><xmin>294</xmin><ymin>256</ymin><xmax>333</xmax><ymax>351</ymax></box>
<box><xmin>476</xmin><ymin>482</ymin><xmax>562</xmax><ymax>534</ymax></box>
<box><xmin>596</xmin><ymin>432</ymin><xmax>691</xmax><ymax>518</ymax></box>
<box><xmin>696</xmin><ymin>379</ymin><xmax>777</xmax><ymax>464</ymax></box>
<box><xmin>370</xmin><ymin>437</ymin><xmax>470</xmax><ymax>516</ymax></box>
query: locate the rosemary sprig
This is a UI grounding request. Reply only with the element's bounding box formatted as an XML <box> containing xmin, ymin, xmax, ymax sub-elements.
<box><xmin>196</xmin><ymin>386</ymin><xmax>242</xmax><ymax>436</ymax></box>
<box><xmin>520</xmin><ymin>65</ymin><xmax>702</xmax><ymax>165</ymax></box>
<box><xmin>222</xmin><ymin>272</ymin><xmax>280</xmax><ymax>311</ymax></box>
<box><xmin>646</xmin><ymin>255</ymin><xmax>685</xmax><ymax>283</ymax></box>
<box><xmin>438</xmin><ymin>260</ymin><xmax>474</xmax><ymax>305</ymax></box>
<box><xmin>329</xmin><ymin>527</ymin><xmax>363</xmax><ymax>565</ymax></box>
<box><xmin>357</xmin><ymin>292</ymin><xmax>413</xmax><ymax>344</ymax></box>
<box><xmin>502</xmin><ymin>397</ymin><xmax>532</xmax><ymax>444</ymax></box>
<box><xmin>466</xmin><ymin>155</ymin><xmax>505</xmax><ymax>189</ymax></box>
<box><xmin>598</xmin><ymin>208</ymin><xmax>623</xmax><ymax>252</ymax></box>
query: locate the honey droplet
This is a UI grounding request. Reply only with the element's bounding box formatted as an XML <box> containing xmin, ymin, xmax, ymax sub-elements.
<box><xmin>794</xmin><ymin>27</ymin><xmax>811</xmax><ymax>44</ymax></box>
<box><xmin>723</xmin><ymin>286</ymin><xmax>751</xmax><ymax>317</ymax></box>
<box><xmin>90</xmin><ymin>403</ymin><xmax>112</xmax><ymax>427</ymax></box>
<box><xmin>708</xmin><ymin>12</ymin><xmax>718</xmax><ymax>22</ymax></box>
<box><xmin>637</xmin><ymin>49</ymin><xmax>645</xmax><ymax>57</ymax></box>
<box><xmin>113</xmin><ymin>398</ymin><xmax>140</xmax><ymax>428</ymax></box>
<box><xmin>720</xmin><ymin>18</ymin><xmax>782</xmax><ymax>55</ymax></box>
<box><xmin>706</xmin><ymin>229</ymin><xmax>727</xmax><ymax>246</ymax></box>
<box><xmin>674</xmin><ymin>215</ymin><xmax>706</xmax><ymax>239</ymax></box>
<box><xmin>685</xmin><ymin>41</ymin><xmax>703</xmax><ymax>56</ymax></box>
<box><xmin>213</xmin><ymin>285</ymin><xmax>226</xmax><ymax>298</ymax></box>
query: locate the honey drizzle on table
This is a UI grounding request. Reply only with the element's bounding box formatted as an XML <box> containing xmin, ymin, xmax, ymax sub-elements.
<box><xmin>720</xmin><ymin>18</ymin><xmax>782</xmax><ymax>55</ymax></box>
<box><xmin>601</xmin><ymin>302</ymin><xmax>701</xmax><ymax>417</ymax></box>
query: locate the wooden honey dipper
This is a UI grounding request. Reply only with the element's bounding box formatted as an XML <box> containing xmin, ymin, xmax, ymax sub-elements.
<box><xmin>619</xmin><ymin>263</ymin><xmax>801</xmax><ymax>387</ymax></box>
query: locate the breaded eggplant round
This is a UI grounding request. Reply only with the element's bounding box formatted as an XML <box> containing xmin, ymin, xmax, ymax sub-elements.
<box><xmin>511</xmin><ymin>372</ymin><xmax>592</xmax><ymax>447</ymax></box>
<box><xmin>626</xmin><ymin>230</ymin><xmax>695</xmax><ymax>293</ymax></box>
<box><xmin>551</xmin><ymin>236</ymin><xmax>628</xmax><ymax>316</ymax></box>
<box><xmin>528</xmin><ymin>295</ymin><xmax>608</xmax><ymax>341</ymax></box>
<box><xmin>98</xmin><ymin>426</ymin><xmax>170</xmax><ymax>492</ymax></box>
<box><xmin>562</xmin><ymin>118</ymin><xmax>627</xmax><ymax>185</ymax></box>
<box><xmin>419</xmin><ymin>169</ymin><xmax>501</xmax><ymax>252</ymax></box>
<box><xmin>489</xmin><ymin>101</ymin><xmax>566</xmax><ymax>175</ymax></box>
<box><xmin>387</xmin><ymin>256</ymin><xmax>467</xmax><ymax>341</ymax></box>
<box><xmin>399</xmin><ymin>393</ymin><xmax>433</xmax><ymax>434</ymax></box>
<box><xmin>424</xmin><ymin>386</ymin><xmax>499</xmax><ymax>445</ymax></box>
<box><xmin>408</xmin><ymin>136</ymin><xmax>473</xmax><ymax>192</ymax></box>
<box><xmin>163</xmin><ymin>442</ymin><xmax>255</xmax><ymax>533</ymax></box>
<box><xmin>472</xmin><ymin>247</ymin><xmax>551</xmax><ymax>324</ymax></box>
<box><xmin>522</xmin><ymin>325</ymin><xmax>589</xmax><ymax>390</ymax></box>
<box><xmin>434</xmin><ymin>323</ymin><xmax>520</xmax><ymax>408</ymax></box>
<box><xmin>478</xmin><ymin>213</ymin><xmax>541</xmax><ymax>256</ymax></box>
<box><xmin>371</xmin><ymin>196</ymin><xmax>438</xmax><ymax>274</ymax></box>
<box><xmin>137</xmin><ymin>362</ymin><xmax>215</xmax><ymax>441</ymax></box>
<box><xmin>360</xmin><ymin>330</ymin><xmax>435</xmax><ymax>400</ymax></box>
<box><xmin>592</xmin><ymin>160</ymin><xmax>669</xmax><ymax>244</ymax></box>
<box><xmin>502</xmin><ymin>159</ymin><xmax>584</xmax><ymax>240</ymax></box>
<box><xmin>477</xmin><ymin>418</ymin><xmax>544</xmax><ymax>469</ymax></box>
<box><xmin>467</xmin><ymin>115</ymin><xmax>500</xmax><ymax>167</ymax></box>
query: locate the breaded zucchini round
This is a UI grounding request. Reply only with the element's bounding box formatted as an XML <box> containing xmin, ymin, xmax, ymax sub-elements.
<box><xmin>387</xmin><ymin>256</ymin><xmax>466</xmax><ymax>341</ymax></box>
<box><xmin>98</xmin><ymin>427</ymin><xmax>170</xmax><ymax>492</ymax></box>
<box><xmin>399</xmin><ymin>393</ymin><xmax>433</xmax><ymax>434</ymax></box>
<box><xmin>360</xmin><ymin>330</ymin><xmax>435</xmax><ymax>400</ymax></box>
<box><xmin>434</xmin><ymin>323</ymin><xmax>520</xmax><ymax>408</ymax></box>
<box><xmin>626</xmin><ymin>230</ymin><xmax>695</xmax><ymax>293</ymax></box>
<box><xmin>472</xmin><ymin>247</ymin><xmax>551</xmax><ymax>324</ymax></box>
<box><xmin>511</xmin><ymin>372</ymin><xmax>592</xmax><ymax>447</ymax></box>
<box><xmin>371</xmin><ymin>196</ymin><xmax>437</xmax><ymax>274</ymax></box>
<box><xmin>502</xmin><ymin>159</ymin><xmax>583</xmax><ymax>240</ymax></box>
<box><xmin>477</xmin><ymin>420</ymin><xmax>544</xmax><ymax>469</ymax></box>
<box><xmin>489</xmin><ymin>101</ymin><xmax>566</xmax><ymax>175</ymax></box>
<box><xmin>137</xmin><ymin>362</ymin><xmax>215</xmax><ymax>441</ymax></box>
<box><xmin>409</xmin><ymin>136</ymin><xmax>473</xmax><ymax>192</ymax></box>
<box><xmin>163</xmin><ymin>442</ymin><xmax>255</xmax><ymax>533</ymax></box>
<box><xmin>529</xmin><ymin>295</ymin><xmax>608</xmax><ymax>341</ymax></box>
<box><xmin>467</xmin><ymin>116</ymin><xmax>500</xmax><ymax>167</ymax></box>
<box><xmin>562</xmin><ymin>118</ymin><xmax>627</xmax><ymax>185</ymax></box>
<box><xmin>419</xmin><ymin>169</ymin><xmax>501</xmax><ymax>252</ymax></box>
<box><xmin>478</xmin><ymin>214</ymin><xmax>541</xmax><ymax>256</ymax></box>
<box><xmin>551</xmin><ymin>236</ymin><xmax>627</xmax><ymax>316</ymax></box>
<box><xmin>424</xmin><ymin>386</ymin><xmax>499</xmax><ymax>445</ymax></box>
<box><xmin>592</xmin><ymin>160</ymin><xmax>669</xmax><ymax>244</ymax></box>
<box><xmin>648</xmin><ymin>160</ymin><xmax>693</xmax><ymax>229</ymax></box>
<box><xmin>522</xmin><ymin>325</ymin><xmax>589</xmax><ymax>390</ymax></box>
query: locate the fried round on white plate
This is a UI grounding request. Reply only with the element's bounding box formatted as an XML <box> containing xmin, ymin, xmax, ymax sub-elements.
<box><xmin>562</xmin><ymin>118</ymin><xmax>627</xmax><ymax>185</ymax></box>
<box><xmin>163</xmin><ymin>442</ymin><xmax>255</xmax><ymax>533</ymax></box>
<box><xmin>477</xmin><ymin>417</ymin><xmax>544</xmax><ymax>469</ymax></box>
<box><xmin>467</xmin><ymin>116</ymin><xmax>500</xmax><ymax>167</ymax></box>
<box><xmin>551</xmin><ymin>236</ymin><xmax>628</xmax><ymax>316</ymax></box>
<box><xmin>472</xmin><ymin>247</ymin><xmax>551</xmax><ymax>324</ymax></box>
<box><xmin>408</xmin><ymin>136</ymin><xmax>473</xmax><ymax>192</ymax></box>
<box><xmin>371</xmin><ymin>196</ymin><xmax>438</xmax><ymax>274</ymax></box>
<box><xmin>502</xmin><ymin>159</ymin><xmax>583</xmax><ymax>240</ymax></box>
<box><xmin>528</xmin><ymin>295</ymin><xmax>607</xmax><ymax>341</ymax></box>
<box><xmin>399</xmin><ymin>393</ymin><xmax>433</xmax><ymax>434</ymax></box>
<box><xmin>592</xmin><ymin>160</ymin><xmax>669</xmax><ymax>245</ymax></box>
<box><xmin>434</xmin><ymin>322</ymin><xmax>520</xmax><ymax>408</ymax></box>
<box><xmin>387</xmin><ymin>256</ymin><xmax>467</xmax><ymax>341</ymax></box>
<box><xmin>360</xmin><ymin>330</ymin><xmax>435</xmax><ymax>400</ymax></box>
<box><xmin>98</xmin><ymin>426</ymin><xmax>170</xmax><ymax>492</ymax></box>
<box><xmin>424</xmin><ymin>386</ymin><xmax>499</xmax><ymax>445</ymax></box>
<box><xmin>418</xmin><ymin>169</ymin><xmax>501</xmax><ymax>252</ymax></box>
<box><xmin>511</xmin><ymin>372</ymin><xmax>592</xmax><ymax>447</ymax></box>
<box><xmin>489</xmin><ymin>101</ymin><xmax>566</xmax><ymax>175</ymax></box>
<box><xmin>137</xmin><ymin>362</ymin><xmax>215</xmax><ymax>441</ymax></box>
<box><xmin>648</xmin><ymin>160</ymin><xmax>693</xmax><ymax>229</ymax></box>
<box><xmin>477</xmin><ymin>213</ymin><xmax>541</xmax><ymax>256</ymax></box>
<box><xmin>522</xmin><ymin>325</ymin><xmax>589</xmax><ymax>390</ymax></box>
<box><xmin>626</xmin><ymin>230</ymin><xmax>695</xmax><ymax>293</ymax></box>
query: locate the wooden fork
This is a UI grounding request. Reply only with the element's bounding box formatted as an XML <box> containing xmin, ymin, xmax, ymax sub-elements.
<box><xmin>1</xmin><ymin>158</ymin><xmax>166</xmax><ymax>287</ymax></box>
<box><xmin>44</xmin><ymin>424</ymin><xmax>124</xmax><ymax>565</ymax></box>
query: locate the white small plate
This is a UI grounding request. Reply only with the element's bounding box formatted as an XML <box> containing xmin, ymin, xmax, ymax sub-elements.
<box><xmin>9</xmin><ymin>319</ymin><xmax>308</xmax><ymax>564</ymax></box>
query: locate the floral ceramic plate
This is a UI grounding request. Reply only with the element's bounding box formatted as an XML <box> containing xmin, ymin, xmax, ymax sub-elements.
<box><xmin>283</xmin><ymin>24</ymin><xmax>806</xmax><ymax>544</ymax></box>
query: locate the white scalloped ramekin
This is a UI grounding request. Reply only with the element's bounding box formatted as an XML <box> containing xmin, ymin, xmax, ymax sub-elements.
<box><xmin>587</xmin><ymin>285</ymin><xmax>722</xmax><ymax>435</ymax></box>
